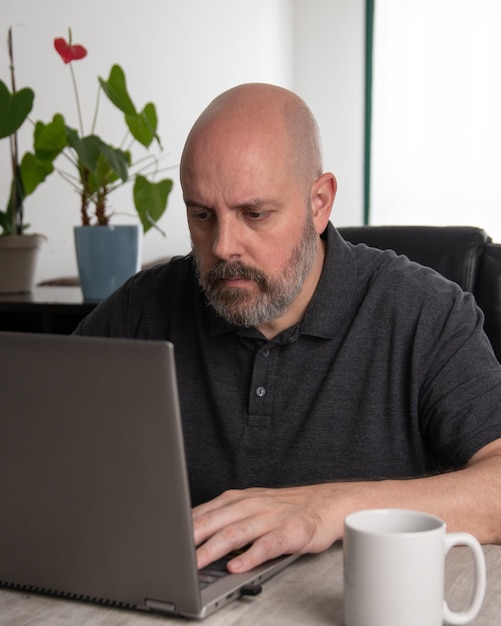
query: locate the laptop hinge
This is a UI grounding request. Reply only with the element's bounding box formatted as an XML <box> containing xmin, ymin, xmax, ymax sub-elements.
<box><xmin>145</xmin><ymin>598</ymin><xmax>176</xmax><ymax>614</ymax></box>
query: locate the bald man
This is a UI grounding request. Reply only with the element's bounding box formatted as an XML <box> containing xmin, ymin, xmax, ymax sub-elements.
<box><xmin>75</xmin><ymin>83</ymin><xmax>501</xmax><ymax>574</ymax></box>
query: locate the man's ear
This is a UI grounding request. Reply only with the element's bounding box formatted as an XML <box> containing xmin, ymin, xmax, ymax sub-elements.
<box><xmin>310</xmin><ymin>172</ymin><xmax>337</xmax><ymax>234</ymax></box>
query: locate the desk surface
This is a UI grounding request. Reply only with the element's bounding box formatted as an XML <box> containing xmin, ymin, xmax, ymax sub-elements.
<box><xmin>1</xmin><ymin>543</ymin><xmax>500</xmax><ymax>625</ymax></box>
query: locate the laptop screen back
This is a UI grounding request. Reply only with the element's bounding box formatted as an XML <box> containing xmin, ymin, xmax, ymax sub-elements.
<box><xmin>0</xmin><ymin>332</ymin><xmax>203</xmax><ymax>616</ymax></box>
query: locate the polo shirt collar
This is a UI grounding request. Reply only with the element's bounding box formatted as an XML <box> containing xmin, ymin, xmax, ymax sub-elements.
<box><xmin>207</xmin><ymin>222</ymin><xmax>357</xmax><ymax>340</ymax></box>
<box><xmin>298</xmin><ymin>222</ymin><xmax>357</xmax><ymax>339</ymax></box>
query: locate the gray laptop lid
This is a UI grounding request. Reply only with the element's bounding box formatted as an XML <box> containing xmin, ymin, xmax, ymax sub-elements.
<box><xmin>0</xmin><ymin>332</ymin><xmax>297</xmax><ymax>619</ymax></box>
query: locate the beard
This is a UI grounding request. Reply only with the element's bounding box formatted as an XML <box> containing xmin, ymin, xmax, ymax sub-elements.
<box><xmin>193</xmin><ymin>210</ymin><xmax>318</xmax><ymax>328</ymax></box>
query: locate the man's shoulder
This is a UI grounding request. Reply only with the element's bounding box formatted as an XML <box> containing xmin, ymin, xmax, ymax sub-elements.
<box><xmin>308</xmin><ymin>226</ymin><xmax>469</xmax><ymax>338</ymax></box>
<box><xmin>73</xmin><ymin>253</ymin><xmax>199</xmax><ymax>338</ymax></box>
<box><xmin>337</xmin><ymin>240</ymin><xmax>479</xmax><ymax>336</ymax></box>
<box><xmin>131</xmin><ymin>253</ymin><xmax>197</xmax><ymax>291</ymax></box>
<box><xmin>346</xmin><ymin>240</ymin><xmax>464</xmax><ymax>298</ymax></box>
<box><xmin>140</xmin><ymin>252</ymin><xmax>195</xmax><ymax>276</ymax></box>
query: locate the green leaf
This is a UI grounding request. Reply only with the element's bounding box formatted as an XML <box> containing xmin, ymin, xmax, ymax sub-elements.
<box><xmin>0</xmin><ymin>81</ymin><xmax>34</xmax><ymax>139</ymax></box>
<box><xmin>99</xmin><ymin>64</ymin><xmax>137</xmax><ymax>116</ymax></box>
<box><xmin>33</xmin><ymin>114</ymin><xmax>67</xmax><ymax>161</ymax></box>
<box><xmin>86</xmin><ymin>147</ymin><xmax>130</xmax><ymax>195</ymax></box>
<box><xmin>126</xmin><ymin>102</ymin><xmax>159</xmax><ymax>148</ymax></box>
<box><xmin>133</xmin><ymin>175</ymin><xmax>173</xmax><ymax>233</ymax></box>
<box><xmin>1</xmin><ymin>173</ymin><xmax>25</xmax><ymax>234</ymax></box>
<box><xmin>99</xmin><ymin>144</ymin><xmax>130</xmax><ymax>182</ymax></box>
<box><xmin>65</xmin><ymin>129</ymin><xmax>130</xmax><ymax>195</ymax></box>
<box><xmin>65</xmin><ymin>130</ymin><xmax>103</xmax><ymax>173</ymax></box>
<box><xmin>19</xmin><ymin>152</ymin><xmax>55</xmax><ymax>196</ymax></box>
<box><xmin>0</xmin><ymin>211</ymin><xmax>9</xmax><ymax>233</ymax></box>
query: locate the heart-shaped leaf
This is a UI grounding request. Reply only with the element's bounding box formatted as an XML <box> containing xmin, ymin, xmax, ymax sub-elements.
<box><xmin>99</xmin><ymin>64</ymin><xmax>137</xmax><ymax>116</ymax></box>
<box><xmin>33</xmin><ymin>114</ymin><xmax>67</xmax><ymax>161</ymax></box>
<box><xmin>0</xmin><ymin>81</ymin><xmax>34</xmax><ymax>139</ymax></box>
<box><xmin>20</xmin><ymin>152</ymin><xmax>54</xmax><ymax>196</ymax></box>
<box><xmin>20</xmin><ymin>152</ymin><xmax>55</xmax><ymax>196</ymax></box>
<box><xmin>126</xmin><ymin>102</ymin><xmax>159</xmax><ymax>149</ymax></box>
<box><xmin>133</xmin><ymin>175</ymin><xmax>173</xmax><ymax>233</ymax></box>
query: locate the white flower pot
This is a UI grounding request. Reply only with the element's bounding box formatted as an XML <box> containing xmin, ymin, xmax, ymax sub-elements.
<box><xmin>0</xmin><ymin>233</ymin><xmax>44</xmax><ymax>294</ymax></box>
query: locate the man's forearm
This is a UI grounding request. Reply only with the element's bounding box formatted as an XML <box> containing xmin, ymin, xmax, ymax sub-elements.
<box><xmin>193</xmin><ymin>439</ymin><xmax>501</xmax><ymax>572</ymax></box>
<box><xmin>319</xmin><ymin>438</ymin><xmax>501</xmax><ymax>546</ymax></box>
<box><xmin>349</xmin><ymin>442</ymin><xmax>501</xmax><ymax>544</ymax></box>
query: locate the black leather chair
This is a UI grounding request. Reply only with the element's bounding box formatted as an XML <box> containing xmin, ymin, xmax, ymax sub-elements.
<box><xmin>338</xmin><ymin>226</ymin><xmax>501</xmax><ymax>363</ymax></box>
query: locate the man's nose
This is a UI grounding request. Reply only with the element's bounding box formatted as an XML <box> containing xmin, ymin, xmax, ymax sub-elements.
<box><xmin>212</xmin><ymin>215</ymin><xmax>243</xmax><ymax>261</ymax></box>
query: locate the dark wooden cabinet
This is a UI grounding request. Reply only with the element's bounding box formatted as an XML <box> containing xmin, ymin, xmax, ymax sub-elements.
<box><xmin>0</xmin><ymin>287</ymin><xmax>97</xmax><ymax>334</ymax></box>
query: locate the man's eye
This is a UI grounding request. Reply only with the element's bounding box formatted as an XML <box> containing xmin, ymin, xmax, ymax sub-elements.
<box><xmin>246</xmin><ymin>211</ymin><xmax>267</xmax><ymax>221</ymax></box>
<box><xmin>191</xmin><ymin>210</ymin><xmax>211</xmax><ymax>221</ymax></box>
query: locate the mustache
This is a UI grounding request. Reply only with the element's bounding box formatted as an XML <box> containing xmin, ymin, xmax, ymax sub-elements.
<box><xmin>204</xmin><ymin>260</ymin><xmax>267</xmax><ymax>287</ymax></box>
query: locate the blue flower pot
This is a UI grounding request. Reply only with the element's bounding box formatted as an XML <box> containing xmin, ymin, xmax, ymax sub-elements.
<box><xmin>74</xmin><ymin>224</ymin><xmax>142</xmax><ymax>302</ymax></box>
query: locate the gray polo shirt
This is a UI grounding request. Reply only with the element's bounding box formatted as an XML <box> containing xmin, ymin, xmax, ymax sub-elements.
<box><xmin>75</xmin><ymin>223</ymin><xmax>501</xmax><ymax>506</ymax></box>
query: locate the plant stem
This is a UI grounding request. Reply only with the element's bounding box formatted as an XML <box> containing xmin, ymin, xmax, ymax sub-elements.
<box><xmin>80</xmin><ymin>169</ymin><xmax>91</xmax><ymax>225</ymax></box>
<box><xmin>95</xmin><ymin>187</ymin><xmax>109</xmax><ymax>225</ymax></box>
<box><xmin>69</xmin><ymin>62</ymin><xmax>85</xmax><ymax>136</ymax></box>
<box><xmin>7</xmin><ymin>26</ymin><xmax>22</xmax><ymax>235</ymax></box>
<box><xmin>90</xmin><ymin>84</ymin><xmax>101</xmax><ymax>135</ymax></box>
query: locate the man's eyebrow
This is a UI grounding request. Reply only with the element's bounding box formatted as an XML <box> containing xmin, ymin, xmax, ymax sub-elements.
<box><xmin>184</xmin><ymin>197</ymin><xmax>282</xmax><ymax>211</ymax></box>
<box><xmin>184</xmin><ymin>199</ymin><xmax>212</xmax><ymax>210</ymax></box>
<box><xmin>233</xmin><ymin>198</ymin><xmax>281</xmax><ymax>210</ymax></box>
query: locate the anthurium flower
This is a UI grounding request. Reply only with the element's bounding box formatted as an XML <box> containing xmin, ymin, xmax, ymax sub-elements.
<box><xmin>54</xmin><ymin>37</ymin><xmax>87</xmax><ymax>64</ymax></box>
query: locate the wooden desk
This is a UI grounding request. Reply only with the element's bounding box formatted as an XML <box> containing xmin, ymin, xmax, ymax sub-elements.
<box><xmin>0</xmin><ymin>287</ymin><xmax>97</xmax><ymax>334</ymax></box>
<box><xmin>1</xmin><ymin>543</ymin><xmax>500</xmax><ymax>625</ymax></box>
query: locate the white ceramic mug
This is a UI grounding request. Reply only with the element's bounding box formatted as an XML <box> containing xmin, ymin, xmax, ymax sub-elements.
<box><xmin>343</xmin><ymin>509</ymin><xmax>486</xmax><ymax>626</ymax></box>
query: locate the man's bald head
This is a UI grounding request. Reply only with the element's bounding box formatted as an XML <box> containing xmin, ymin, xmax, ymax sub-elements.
<box><xmin>181</xmin><ymin>83</ymin><xmax>323</xmax><ymax>194</ymax></box>
<box><xmin>181</xmin><ymin>83</ymin><xmax>336</xmax><ymax>335</ymax></box>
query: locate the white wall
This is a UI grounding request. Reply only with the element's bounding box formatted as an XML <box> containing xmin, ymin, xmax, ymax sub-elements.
<box><xmin>1</xmin><ymin>0</ymin><xmax>365</xmax><ymax>284</ymax></box>
<box><xmin>292</xmin><ymin>0</ymin><xmax>365</xmax><ymax>229</ymax></box>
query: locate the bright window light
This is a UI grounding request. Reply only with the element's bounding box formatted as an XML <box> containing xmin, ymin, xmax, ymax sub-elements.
<box><xmin>370</xmin><ymin>0</ymin><xmax>501</xmax><ymax>241</ymax></box>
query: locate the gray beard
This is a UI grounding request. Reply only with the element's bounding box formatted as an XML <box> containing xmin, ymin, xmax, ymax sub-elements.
<box><xmin>193</xmin><ymin>213</ymin><xmax>318</xmax><ymax>328</ymax></box>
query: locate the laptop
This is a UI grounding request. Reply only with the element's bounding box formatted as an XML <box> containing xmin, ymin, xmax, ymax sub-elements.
<box><xmin>0</xmin><ymin>331</ymin><xmax>298</xmax><ymax>619</ymax></box>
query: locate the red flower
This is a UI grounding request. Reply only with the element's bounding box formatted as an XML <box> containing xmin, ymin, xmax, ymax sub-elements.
<box><xmin>54</xmin><ymin>37</ymin><xmax>87</xmax><ymax>64</ymax></box>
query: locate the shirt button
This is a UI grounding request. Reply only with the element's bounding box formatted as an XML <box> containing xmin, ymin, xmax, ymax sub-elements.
<box><xmin>256</xmin><ymin>386</ymin><xmax>266</xmax><ymax>397</ymax></box>
<box><xmin>262</xmin><ymin>348</ymin><xmax>270</xmax><ymax>357</ymax></box>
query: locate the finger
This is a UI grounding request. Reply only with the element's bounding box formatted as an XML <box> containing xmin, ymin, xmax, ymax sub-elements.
<box><xmin>226</xmin><ymin>532</ymin><xmax>289</xmax><ymax>573</ymax></box>
<box><xmin>193</xmin><ymin>502</ymin><xmax>243</xmax><ymax>547</ymax></box>
<box><xmin>196</xmin><ymin>506</ymin><xmax>312</xmax><ymax>571</ymax></box>
<box><xmin>231</xmin><ymin>509</ymin><xmax>330</xmax><ymax>571</ymax></box>
<box><xmin>192</xmin><ymin>489</ymin><xmax>240</xmax><ymax>519</ymax></box>
<box><xmin>193</xmin><ymin>489</ymin><xmax>265</xmax><ymax>547</ymax></box>
<box><xmin>196</xmin><ymin>515</ymin><xmax>260</xmax><ymax>569</ymax></box>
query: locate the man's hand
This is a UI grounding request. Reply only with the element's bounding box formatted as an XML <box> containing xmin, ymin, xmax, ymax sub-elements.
<box><xmin>192</xmin><ymin>484</ymin><xmax>343</xmax><ymax>573</ymax></box>
<box><xmin>192</xmin><ymin>440</ymin><xmax>501</xmax><ymax>573</ymax></box>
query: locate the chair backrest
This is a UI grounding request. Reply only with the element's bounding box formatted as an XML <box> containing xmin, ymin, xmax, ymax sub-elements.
<box><xmin>337</xmin><ymin>225</ymin><xmax>501</xmax><ymax>362</ymax></box>
<box><xmin>474</xmin><ymin>242</ymin><xmax>501</xmax><ymax>362</ymax></box>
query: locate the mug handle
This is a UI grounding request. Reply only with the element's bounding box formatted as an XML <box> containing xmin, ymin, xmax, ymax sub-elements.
<box><xmin>442</xmin><ymin>532</ymin><xmax>487</xmax><ymax>625</ymax></box>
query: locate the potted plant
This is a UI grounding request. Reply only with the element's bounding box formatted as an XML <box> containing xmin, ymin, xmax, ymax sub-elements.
<box><xmin>0</xmin><ymin>28</ymin><xmax>47</xmax><ymax>294</ymax></box>
<box><xmin>22</xmin><ymin>29</ymin><xmax>174</xmax><ymax>301</ymax></box>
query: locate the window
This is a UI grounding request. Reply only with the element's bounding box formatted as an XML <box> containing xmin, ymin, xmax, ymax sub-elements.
<box><xmin>368</xmin><ymin>0</ymin><xmax>501</xmax><ymax>241</ymax></box>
